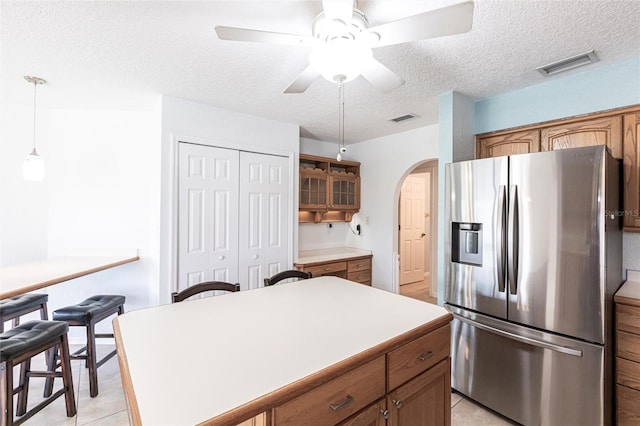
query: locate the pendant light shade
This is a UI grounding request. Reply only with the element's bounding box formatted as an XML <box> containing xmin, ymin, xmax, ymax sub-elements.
<box><xmin>23</xmin><ymin>76</ymin><xmax>46</xmax><ymax>181</ymax></box>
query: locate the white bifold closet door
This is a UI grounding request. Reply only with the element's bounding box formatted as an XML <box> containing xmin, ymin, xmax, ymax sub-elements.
<box><xmin>177</xmin><ymin>142</ymin><xmax>290</xmax><ymax>292</ymax></box>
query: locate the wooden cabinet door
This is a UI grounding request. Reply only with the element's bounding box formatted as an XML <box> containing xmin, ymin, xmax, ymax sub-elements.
<box><xmin>387</xmin><ymin>359</ymin><xmax>450</xmax><ymax>426</ymax></box>
<box><xmin>623</xmin><ymin>112</ymin><xmax>640</xmax><ymax>231</ymax></box>
<box><xmin>329</xmin><ymin>175</ymin><xmax>360</xmax><ymax>210</ymax></box>
<box><xmin>476</xmin><ymin>129</ymin><xmax>540</xmax><ymax>159</ymax></box>
<box><xmin>339</xmin><ymin>399</ymin><xmax>386</xmax><ymax>426</ymax></box>
<box><xmin>541</xmin><ymin>116</ymin><xmax>623</xmax><ymax>158</ymax></box>
<box><xmin>299</xmin><ymin>169</ymin><xmax>328</xmax><ymax>210</ymax></box>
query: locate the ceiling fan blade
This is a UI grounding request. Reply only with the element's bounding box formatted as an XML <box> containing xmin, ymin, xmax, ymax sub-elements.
<box><xmin>360</xmin><ymin>59</ymin><xmax>405</xmax><ymax>93</ymax></box>
<box><xmin>367</xmin><ymin>1</ymin><xmax>474</xmax><ymax>47</ymax></box>
<box><xmin>322</xmin><ymin>0</ymin><xmax>353</xmax><ymax>25</ymax></box>
<box><xmin>215</xmin><ymin>26</ymin><xmax>315</xmax><ymax>46</ymax></box>
<box><xmin>284</xmin><ymin>65</ymin><xmax>321</xmax><ymax>93</ymax></box>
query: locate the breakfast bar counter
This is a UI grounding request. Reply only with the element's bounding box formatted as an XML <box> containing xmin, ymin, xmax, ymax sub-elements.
<box><xmin>114</xmin><ymin>276</ymin><xmax>452</xmax><ymax>425</ymax></box>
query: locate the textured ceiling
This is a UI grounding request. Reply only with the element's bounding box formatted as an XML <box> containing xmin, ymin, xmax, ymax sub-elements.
<box><xmin>1</xmin><ymin>0</ymin><xmax>639</xmax><ymax>144</ymax></box>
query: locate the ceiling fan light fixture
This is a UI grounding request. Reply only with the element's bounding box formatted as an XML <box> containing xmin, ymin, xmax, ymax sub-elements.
<box><xmin>309</xmin><ymin>38</ymin><xmax>372</xmax><ymax>83</ymax></box>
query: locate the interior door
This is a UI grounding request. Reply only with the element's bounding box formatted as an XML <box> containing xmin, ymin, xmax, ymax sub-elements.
<box><xmin>399</xmin><ymin>175</ymin><xmax>426</xmax><ymax>285</ymax></box>
<box><xmin>177</xmin><ymin>143</ymin><xmax>239</xmax><ymax>291</ymax></box>
<box><xmin>238</xmin><ymin>152</ymin><xmax>290</xmax><ymax>290</ymax></box>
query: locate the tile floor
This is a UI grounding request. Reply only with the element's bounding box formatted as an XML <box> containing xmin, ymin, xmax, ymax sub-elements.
<box><xmin>15</xmin><ymin>347</ymin><xmax>514</xmax><ymax>425</ymax></box>
<box><xmin>400</xmin><ymin>276</ymin><xmax>438</xmax><ymax>304</ymax></box>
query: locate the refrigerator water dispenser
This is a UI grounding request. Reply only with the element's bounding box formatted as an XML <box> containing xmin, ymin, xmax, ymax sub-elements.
<box><xmin>451</xmin><ymin>222</ymin><xmax>482</xmax><ymax>266</ymax></box>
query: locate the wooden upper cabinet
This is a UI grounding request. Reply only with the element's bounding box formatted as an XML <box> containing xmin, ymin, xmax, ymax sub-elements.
<box><xmin>299</xmin><ymin>154</ymin><xmax>361</xmax><ymax>223</ymax></box>
<box><xmin>541</xmin><ymin>116</ymin><xmax>623</xmax><ymax>159</ymax></box>
<box><xmin>476</xmin><ymin>129</ymin><xmax>540</xmax><ymax>159</ymax></box>
<box><xmin>624</xmin><ymin>112</ymin><xmax>640</xmax><ymax>231</ymax></box>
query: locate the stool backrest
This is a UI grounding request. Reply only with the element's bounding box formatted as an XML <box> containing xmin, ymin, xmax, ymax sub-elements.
<box><xmin>263</xmin><ymin>270</ymin><xmax>312</xmax><ymax>287</ymax></box>
<box><xmin>171</xmin><ymin>281</ymin><xmax>240</xmax><ymax>303</ymax></box>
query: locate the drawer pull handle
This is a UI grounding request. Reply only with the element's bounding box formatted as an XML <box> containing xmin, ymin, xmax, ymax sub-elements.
<box><xmin>417</xmin><ymin>351</ymin><xmax>434</xmax><ymax>361</ymax></box>
<box><xmin>393</xmin><ymin>399</ymin><xmax>402</xmax><ymax>409</ymax></box>
<box><xmin>329</xmin><ymin>394</ymin><xmax>353</xmax><ymax>411</ymax></box>
<box><xmin>381</xmin><ymin>409</ymin><xmax>390</xmax><ymax>419</ymax></box>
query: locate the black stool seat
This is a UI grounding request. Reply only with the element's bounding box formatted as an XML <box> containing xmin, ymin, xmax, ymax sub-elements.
<box><xmin>1</xmin><ymin>320</ymin><xmax>76</xmax><ymax>424</ymax></box>
<box><xmin>0</xmin><ymin>294</ymin><xmax>49</xmax><ymax>333</ymax></box>
<box><xmin>48</xmin><ymin>294</ymin><xmax>125</xmax><ymax>398</ymax></box>
<box><xmin>0</xmin><ymin>294</ymin><xmax>48</xmax><ymax>317</ymax></box>
<box><xmin>0</xmin><ymin>321</ymin><xmax>68</xmax><ymax>362</ymax></box>
<box><xmin>53</xmin><ymin>295</ymin><xmax>126</xmax><ymax>324</ymax></box>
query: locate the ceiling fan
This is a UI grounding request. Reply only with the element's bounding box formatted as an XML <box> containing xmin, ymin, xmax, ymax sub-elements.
<box><xmin>215</xmin><ymin>0</ymin><xmax>474</xmax><ymax>93</ymax></box>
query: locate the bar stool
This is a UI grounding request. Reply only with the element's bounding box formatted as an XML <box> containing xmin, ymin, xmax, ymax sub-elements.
<box><xmin>46</xmin><ymin>295</ymin><xmax>125</xmax><ymax>398</ymax></box>
<box><xmin>0</xmin><ymin>294</ymin><xmax>49</xmax><ymax>332</ymax></box>
<box><xmin>1</xmin><ymin>320</ymin><xmax>76</xmax><ymax>425</ymax></box>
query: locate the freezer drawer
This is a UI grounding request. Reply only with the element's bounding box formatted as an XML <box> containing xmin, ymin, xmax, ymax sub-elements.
<box><xmin>449</xmin><ymin>309</ymin><xmax>610</xmax><ymax>426</ymax></box>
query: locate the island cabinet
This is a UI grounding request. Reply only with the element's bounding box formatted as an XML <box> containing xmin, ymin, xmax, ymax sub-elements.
<box><xmin>299</xmin><ymin>154</ymin><xmax>360</xmax><ymax>223</ymax></box>
<box><xmin>274</xmin><ymin>322</ymin><xmax>451</xmax><ymax>426</ymax></box>
<box><xmin>614</xmin><ymin>273</ymin><xmax>640</xmax><ymax>425</ymax></box>
<box><xmin>114</xmin><ymin>277</ymin><xmax>452</xmax><ymax>426</ymax></box>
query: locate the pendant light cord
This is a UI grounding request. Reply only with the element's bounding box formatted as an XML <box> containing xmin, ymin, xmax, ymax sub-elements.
<box><xmin>338</xmin><ymin>80</ymin><xmax>344</xmax><ymax>151</ymax></box>
<box><xmin>32</xmin><ymin>80</ymin><xmax>37</xmax><ymax>152</ymax></box>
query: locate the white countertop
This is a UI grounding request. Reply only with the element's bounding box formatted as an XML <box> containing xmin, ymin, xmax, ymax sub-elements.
<box><xmin>616</xmin><ymin>270</ymin><xmax>640</xmax><ymax>304</ymax></box>
<box><xmin>295</xmin><ymin>247</ymin><xmax>372</xmax><ymax>265</ymax></box>
<box><xmin>114</xmin><ymin>276</ymin><xmax>449</xmax><ymax>425</ymax></box>
<box><xmin>0</xmin><ymin>254</ymin><xmax>139</xmax><ymax>300</ymax></box>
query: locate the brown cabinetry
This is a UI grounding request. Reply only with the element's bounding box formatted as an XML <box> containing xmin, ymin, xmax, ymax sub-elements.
<box><xmin>476</xmin><ymin>105</ymin><xmax>640</xmax><ymax>232</ymax></box>
<box><xmin>541</xmin><ymin>115</ymin><xmax>622</xmax><ymax>158</ymax></box>
<box><xmin>295</xmin><ymin>255</ymin><xmax>372</xmax><ymax>285</ymax></box>
<box><xmin>280</xmin><ymin>323</ymin><xmax>452</xmax><ymax>426</ymax></box>
<box><xmin>299</xmin><ymin>154</ymin><xmax>360</xmax><ymax>223</ymax></box>
<box><xmin>615</xmin><ymin>288</ymin><xmax>640</xmax><ymax>425</ymax></box>
<box><xmin>624</xmin><ymin>111</ymin><xmax>640</xmax><ymax>231</ymax></box>
<box><xmin>476</xmin><ymin>129</ymin><xmax>540</xmax><ymax>159</ymax></box>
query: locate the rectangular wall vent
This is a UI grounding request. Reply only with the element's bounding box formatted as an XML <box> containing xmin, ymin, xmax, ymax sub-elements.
<box><xmin>536</xmin><ymin>50</ymin><xmax>599</xmax><ymax>76</ymax></box>
<box><xmin>390</xmin><ymin>114</ymin><xmax>417</xmax><ymax>123</ymax></box>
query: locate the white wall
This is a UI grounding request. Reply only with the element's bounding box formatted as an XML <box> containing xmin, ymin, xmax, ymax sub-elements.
<box><xmin>0</xmin><ymin>100</ymin><xmax>161</xmax><ymax>342</ymax></box>
<box><xmin>0</xmin><ymin>103</ymin><xmax>48</xmax><ymax>266</ymax></box>
<box><xmin>346</xmin><ymin>125</ymin><xmax>439</xmax><ymax>292</ymax></box>
<box><xmin>159</xmin><ymin>95</ymin><xmax>300</xmax><ymax>304</ymax></box>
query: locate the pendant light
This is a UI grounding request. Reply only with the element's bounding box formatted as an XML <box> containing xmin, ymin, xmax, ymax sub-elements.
<box><xmin>336</xmin><ymin>77</ymin><xmax>347</xmax><ymax>162</ymax></box>
<box><xmin>23</xmin><ymin>76</ymin><xmax>46</xmax><ymax>181</ymax></box>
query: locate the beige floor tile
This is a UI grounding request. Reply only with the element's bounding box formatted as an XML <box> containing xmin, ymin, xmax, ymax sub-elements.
<box><xmin>451</xmin><ymin>390</ymin><xmax>464</xmax><ymax>408</ymax></box>
<box><xmin>451</xmin><ymin>397</ymin><xmax>516</xmax><ymax>426</ymax></box>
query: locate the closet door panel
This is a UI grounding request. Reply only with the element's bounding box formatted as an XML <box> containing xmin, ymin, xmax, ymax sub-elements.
<box><xmin>178</xmin><ymin>143</ymin><xmax>240</xmax><ymax>291</ymax></box>
<box><xmin>239</xmin><ymin>152</ymin><xmax>290</xmax><ymax>290</ymax></box>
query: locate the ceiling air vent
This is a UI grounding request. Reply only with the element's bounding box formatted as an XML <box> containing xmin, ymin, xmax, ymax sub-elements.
<box><xmin>536</xmin><ymin>50</ymin><xmax>599</xmax><ymax>77</ymax></box>
<box><xmin>390</xmin><ymin>114</ymin><xmax>417</xmax><ymax>123</ymax></box>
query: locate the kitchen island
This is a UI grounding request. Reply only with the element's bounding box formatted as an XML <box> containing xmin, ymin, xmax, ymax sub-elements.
<box><xmin>114</xmin><ymin>276</ymin><xmax>451</xmax><ymax>425</ymax></box>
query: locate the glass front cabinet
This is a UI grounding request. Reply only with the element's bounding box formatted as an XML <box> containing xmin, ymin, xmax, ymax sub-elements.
<box><xmin>299</xmin><ymin>154</ymin><xmax>360</xmax><ymax>223</ymax></box>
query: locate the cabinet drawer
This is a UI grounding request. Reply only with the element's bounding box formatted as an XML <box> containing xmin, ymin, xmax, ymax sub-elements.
<box><xmin>618</xmin><ymin>331</ymin><xmax>640</xmax><ymax>364</ymax></box>
<box><xmin>348</xmin><ymin>258</ymin><xmax>371</xmax><ymax>273</ymax></box>
<box><xmin>617</xmin><ymin>304</ymin><xmax>640</xmax><ymax>335</ymax></box>
<box><xmin>305</xmin><ymin>261</ymin><xmax>347</xmax><ymax>276</ymax></box>
<box><xmin>618</xmin><ymin>357</ymin><xmax>640</xmax><ymax>391</ymax></box>
<box><xmin>347</xmin><ymin>269</ymin><xmax>371</xmax><ymax>284</ymax></box>
<box><xmin>387</xmin><ymin>324</ymin><xmax>450</xmax><ymax>391</ymax></box>
<box><xmin>274</xmin><ymin>356</ymin><xmax>385</xmax><ymax>426</ymax></box>
<box><xmin>617</xmin><ymin>384</ymin><xmax>640</xmax><ymax>425</ymax></box>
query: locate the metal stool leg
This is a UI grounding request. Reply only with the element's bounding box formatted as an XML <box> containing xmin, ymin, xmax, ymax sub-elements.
<box><xmin>1</xmin><ymin>360</ymin><xmax>13</xmax><ymax>426</ymax></box>
<box><xmin>59</xmin><ymin>334</ymin><xmax>76</xmax><ymax>417</ymax></box>
<box><xmin>16</xmin><ymin>359</ymin><xmax>31</xmax><ymax>417</ymax></box>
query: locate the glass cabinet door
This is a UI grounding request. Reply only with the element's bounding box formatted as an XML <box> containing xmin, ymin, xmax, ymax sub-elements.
<box><xmin>330</xmin><ymin>175</ymin><xmax>359</xmax><ymax>210</ymax></box>
<box><xmin>300</xmin><ymin>173</ymin><xmax>327</xmax><ymax>209</ymax></box>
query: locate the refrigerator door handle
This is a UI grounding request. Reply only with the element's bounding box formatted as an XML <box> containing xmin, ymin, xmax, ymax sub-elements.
<box><xmin>453</xmin><ymin>313</ymin><xmax>583</xmax><ymax>357</ymax></box>
<box><xmin>496</xmin><ymin>185</ymin><xmax>507</xmax><ymax>293</ymax></box>
<box><xmin>507</xmin><ymin>185</ymin><xmax>519</xmax><ymax>295</ymax></box>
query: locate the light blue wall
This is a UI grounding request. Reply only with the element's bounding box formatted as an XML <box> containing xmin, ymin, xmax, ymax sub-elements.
<box><xmin>474</xmin><ymin>56</ymin><xmax>640</xmax><ymax>134</ymax></box>
<box><xmin>437</xmin><ymin>92</ymin><xmax>454</xmax><ymax>304</ymax></box>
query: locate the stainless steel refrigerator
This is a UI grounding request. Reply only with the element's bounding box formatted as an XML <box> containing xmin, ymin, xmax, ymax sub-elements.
<box><xmin>444</xmin><ymin>145</ymin><xmax>622</xmax><ymax>425</ymax></box>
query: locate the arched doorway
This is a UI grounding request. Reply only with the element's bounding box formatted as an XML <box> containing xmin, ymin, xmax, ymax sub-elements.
<box><xmin>396</xmin><ymin>160</ymin><xmax>438</xmax><ymax>304</ymax></box>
